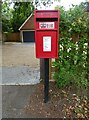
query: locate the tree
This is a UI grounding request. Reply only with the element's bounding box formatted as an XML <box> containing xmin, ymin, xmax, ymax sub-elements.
<box><xmin>2</xmin><ymin>0</ymin><xmax>13</xmax><ymax>32</ymax></box>
<box><xmin>12</xmin><ymin>0</ymin><xmax>60</xmax><ymax>32</ymax></box>
<box><xmin>0</xmin><ymin>1</ymin><xmax>2</xmax><ymax>29</ymax></box>
<box><xmin>11</xmin><ymin>2</ymin><xmax>34</xmax><ymax>32</ymax></box>
<box><xmin>34</xmin><ymin>0</ymin><xmax>60</xmax><ymax>9</ymax></box>
<box><xmin>2</xmin><ymin>0</ymin><xmax>60</xmax><ymax>32</ymax></box>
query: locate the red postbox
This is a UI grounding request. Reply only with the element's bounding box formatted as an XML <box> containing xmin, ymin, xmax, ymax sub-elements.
<box><xmin>34</xmin><ymin>10</ymin><xmax>59</xmax><ymax>58</ymax></box>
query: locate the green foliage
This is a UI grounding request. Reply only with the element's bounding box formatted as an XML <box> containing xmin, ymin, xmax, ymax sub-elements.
<box><xmin>2</xmin><ymin>1</ymin><xmax>60</xmax><ymax>32</ymax></box>
<box><xmin>12</xmin><ymin>2</ymin><xmax>34</xmax><ymax>32</ymax></box>
<box><xmin>2</xmin><ymin>1</ymin><xmax>13</xmax><ymax>32</ymax></box>
<box><xmin>53</xmin><ymin>2</ymin><xmax>89</xmax><ymax>89</ymax></box>
<box><xmin>0</xmin><ymin>1</ymin><xmax>2</xmax><ymax>30</ymax></box>
<box><xmin>2</xmin><ymin>1</ymin><xmax>34</xmax><ymax>32</ymax></box>
<box><xmin>34</xmin><ymin>0</ymin><xmax>60</xmax><ymax>9</ymax></box>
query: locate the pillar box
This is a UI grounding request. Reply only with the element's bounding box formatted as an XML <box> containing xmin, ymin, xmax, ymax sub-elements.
<box><xmin>34</xmin><ymin>10</ymin><xmax>59</xmax><ymax>58</ymax></box>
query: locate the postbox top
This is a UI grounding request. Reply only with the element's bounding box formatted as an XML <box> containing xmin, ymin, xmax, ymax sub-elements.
<box><xmin>34</xmin><ymin>10</ymin><xmax>59</xmax><ymax>18</ymax></box>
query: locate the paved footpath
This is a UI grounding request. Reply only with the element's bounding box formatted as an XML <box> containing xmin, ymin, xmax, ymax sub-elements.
<box><xmin>2</xmin><ymin>85</ymin><xmax>39</xmax><ymax>118</ymax></box>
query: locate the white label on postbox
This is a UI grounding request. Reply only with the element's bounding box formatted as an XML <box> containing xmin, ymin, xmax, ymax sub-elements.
<box><xmin>39</xmin><ymin>22</ymin><xmax>54</xmax><ymax>29</ymax></box>
<box><xmin>43</xmin><ymin>36</ymin><xmax>51</xmax><ymax>52</ymax></box>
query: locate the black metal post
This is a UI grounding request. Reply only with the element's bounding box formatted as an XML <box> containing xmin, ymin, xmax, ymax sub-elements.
<box><xmin>40</xmin><ymin>59</ymin><xmax>44</xmax><ymax>80</ymax></box>
<box><xmin>44</xmin><ymin>58</ymin><xmax>49</xmax><ymax>103</ymax></box>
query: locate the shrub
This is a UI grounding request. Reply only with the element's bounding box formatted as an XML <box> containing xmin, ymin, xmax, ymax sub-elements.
<box><xmin>53</xmin><ymin>3</ymin><xmax>89</xmax><ymax>89</ymax></box>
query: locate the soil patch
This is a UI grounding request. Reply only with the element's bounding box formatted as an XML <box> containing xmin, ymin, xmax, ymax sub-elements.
<box><xmin>25</xmin><ymin>81</ymin><xmax>89</xmax><ymax>119</ymax></box>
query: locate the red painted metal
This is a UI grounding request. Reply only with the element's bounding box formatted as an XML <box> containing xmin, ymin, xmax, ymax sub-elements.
<box><xmin>34</xmin><ymin>10</ymin><xmax>60</xmax><ymax>58</ymax></box>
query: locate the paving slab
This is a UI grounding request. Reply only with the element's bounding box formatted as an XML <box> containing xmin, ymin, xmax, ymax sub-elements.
<box><xmin>1</xmin><ymin>66</ymin><xmax>40</xmax><ymax>85</ymax></box>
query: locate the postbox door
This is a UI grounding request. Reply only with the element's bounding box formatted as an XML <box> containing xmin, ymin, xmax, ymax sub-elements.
<box><xmin>36</xmin><ymin>31</ymin><xmax>58</xmax><ymax>58</ymax></box>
